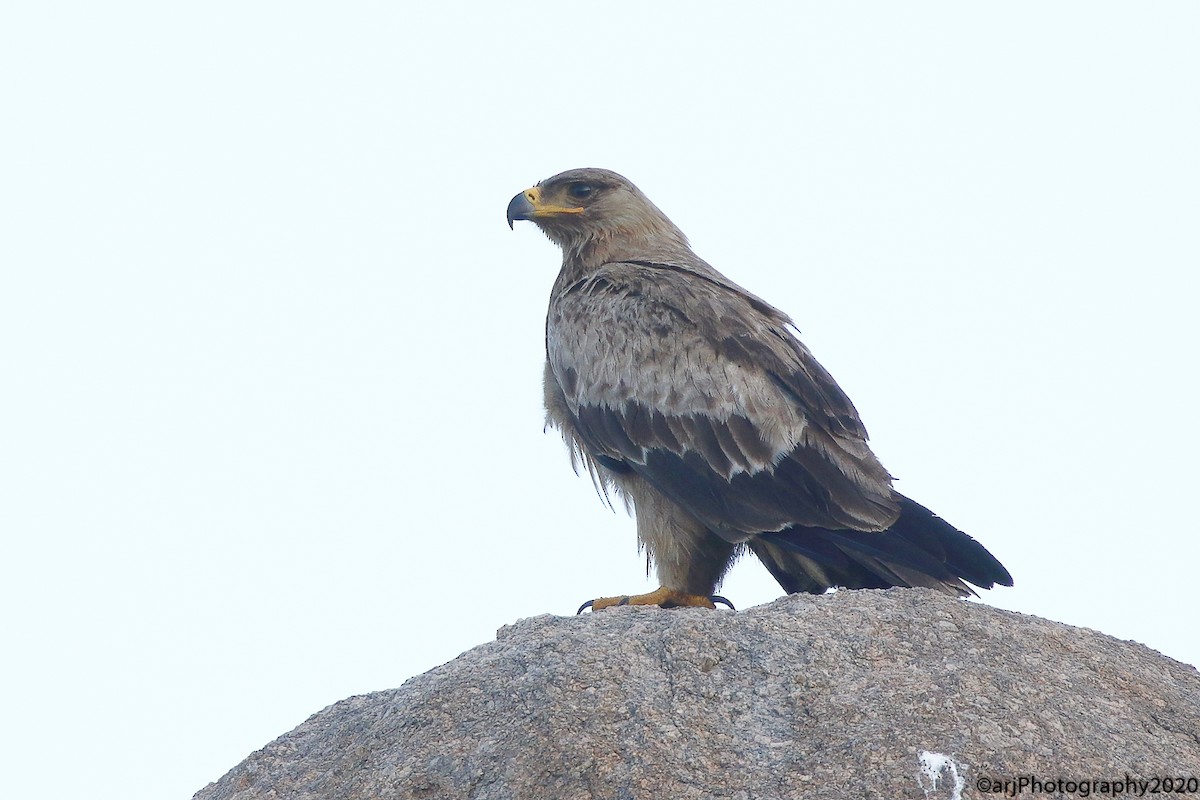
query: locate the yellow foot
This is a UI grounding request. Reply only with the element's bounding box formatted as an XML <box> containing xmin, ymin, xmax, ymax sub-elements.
<box><xmin>577</xmin><ymin>587</ymin><xmax>735</xmax><ymax>614</ymax></box>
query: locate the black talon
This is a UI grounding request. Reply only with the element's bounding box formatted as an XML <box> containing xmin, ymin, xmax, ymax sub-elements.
<box><xmin>576</xmin><ymin>600</ymin><xmax>594</xmax><ymax>614</ymax></box>
<box><xmin>617</xmin><ymin>596</ymin><xmax>631</xmax><ymax>606</ymax></box>
<box><xmin>711</xmin><ymin>595</ymin><xmax>735</xmax><ymax>610</ymax></box>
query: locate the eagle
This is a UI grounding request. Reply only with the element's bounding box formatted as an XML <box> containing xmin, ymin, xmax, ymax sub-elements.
<box><xmin>507</xmin><ymin>168</ymin><xmax>1012</xmax><ymax>611</ymax></box>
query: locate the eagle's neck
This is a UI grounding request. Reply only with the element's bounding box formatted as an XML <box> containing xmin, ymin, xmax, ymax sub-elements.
<box><xmin>556</xmin><ymin>222</ymin><xmax>692</xmax><ymax>275</ymax></box>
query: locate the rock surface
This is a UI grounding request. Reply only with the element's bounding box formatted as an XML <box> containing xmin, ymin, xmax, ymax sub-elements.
<box><xmin>194</xmin><ymin>589</ymin><xmax>1200</xmax><ymax>799</ymax></box>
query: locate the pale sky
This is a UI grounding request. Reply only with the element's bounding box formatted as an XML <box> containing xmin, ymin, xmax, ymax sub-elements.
<box><xmin>2</xmin><ymin>4</ymin><xmax>1197</xmax><ymax>799</ymax></box>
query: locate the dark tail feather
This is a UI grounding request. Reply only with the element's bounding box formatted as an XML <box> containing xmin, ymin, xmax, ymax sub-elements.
<box><xmin>750</xmin><ymin>495</ymin><xmax>1013</xmax><ymax>597</ymax></box>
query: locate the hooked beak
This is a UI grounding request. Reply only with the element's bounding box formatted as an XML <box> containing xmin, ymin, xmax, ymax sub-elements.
<box><xmin>506</xmin><ymin>186</ymin><xmax>584</xmax><ymax>229</ymax></box>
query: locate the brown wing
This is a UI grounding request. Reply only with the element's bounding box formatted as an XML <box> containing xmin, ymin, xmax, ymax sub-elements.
<box><xmin>545</xmin><ymin>259</ymin><xmax>900</xmax><ymax>541</ymax></box>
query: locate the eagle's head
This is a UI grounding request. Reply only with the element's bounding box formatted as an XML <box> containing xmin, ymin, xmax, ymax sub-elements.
<box><xmin>507</xmin><ymin>168</ymin><xmax>688</xmax><ymax>263</ymax></box>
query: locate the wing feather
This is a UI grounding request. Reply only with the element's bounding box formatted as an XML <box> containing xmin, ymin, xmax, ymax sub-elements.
<box><xmin>546</xmin><ymin>259</ymin><xmax>901</xmax><ymax>539</ymax></box>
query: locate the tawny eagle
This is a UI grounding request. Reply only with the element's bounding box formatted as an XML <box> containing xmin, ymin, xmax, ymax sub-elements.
<box><xmin>507</xmin><ymin>168</ymin><xmax>1012</xmax><ymax>611</ymax></box>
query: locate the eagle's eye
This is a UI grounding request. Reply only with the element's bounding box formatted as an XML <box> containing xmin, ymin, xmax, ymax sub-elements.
<box><xmin>567</xmin><ymin>182</ymin><xmax>594</xmax><ymax>200</ymax></box>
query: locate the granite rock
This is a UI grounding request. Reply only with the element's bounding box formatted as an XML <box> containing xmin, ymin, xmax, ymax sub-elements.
<box><xmin>194</xmin><ymin>589</ymin><xmax>1200</xmax><ymax>799</ymax></box>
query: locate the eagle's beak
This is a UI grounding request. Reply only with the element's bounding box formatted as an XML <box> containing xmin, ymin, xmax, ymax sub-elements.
<box><xmin>506</xmin><ymin>189</ymin><xmax>537</xmax><ymax>230</ymax></box>
<box><xmin>506</xmin><ymin>186</ymin><xmax>585</xmax><ymax>230</ymax></box>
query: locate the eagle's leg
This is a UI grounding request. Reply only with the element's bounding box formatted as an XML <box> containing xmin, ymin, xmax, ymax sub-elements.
<box><xmin>578</xmin><ymin>588</ymin><xmax>735</xmax><ymax>613</ymax></box>
<box><xmin>574</xmin><ymin>474</ymin><xmax>741</xmax><ymax>613</ymax></box>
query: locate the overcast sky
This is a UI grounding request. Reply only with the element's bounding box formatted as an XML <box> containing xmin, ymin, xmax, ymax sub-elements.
<box><xmin>2</xmin><ymin>3</ymin><xmax>1197</xmax><ymax>799</ymax></box>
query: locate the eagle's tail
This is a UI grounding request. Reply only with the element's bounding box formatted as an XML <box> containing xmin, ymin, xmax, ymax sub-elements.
<box><xmin>749</xmin><ymin>495</ymin><xmax>1013</xmax><ymax>597</ymax></box>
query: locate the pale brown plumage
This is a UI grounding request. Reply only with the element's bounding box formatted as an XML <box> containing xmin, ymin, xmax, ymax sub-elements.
<box><xmin>507</xmin><ymin>168</ymin><xmax>1011</xmax><ymax>608</ymax></box>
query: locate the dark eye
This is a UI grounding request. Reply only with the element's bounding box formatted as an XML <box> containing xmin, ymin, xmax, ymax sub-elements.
<box><xmin>567</xmin><ymin>182</ymin><xmax>594</xmax><ymax>199</ymax></box>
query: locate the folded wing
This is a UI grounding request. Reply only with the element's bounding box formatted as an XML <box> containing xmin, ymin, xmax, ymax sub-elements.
<box><xmin>546</xmin><ymin>259</ymin><xmax>901</xmax><ymax>541</ymax></box>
